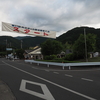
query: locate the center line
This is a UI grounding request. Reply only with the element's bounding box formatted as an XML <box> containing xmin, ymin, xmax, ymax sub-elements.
<box><xmin>32</xmin><ymin>67</ymin><xmax>38</xmax><ymax>69</ymax></box>
<box><xmin>65</xmin><ymin>74</ymin><xmax>73</xmax><ymax>77</ymax></box>
<box><xmin>53</xmin><ymin>72</ymin><xmax>59</xmax><ymax>74</ymax></box>
<box><xmin>81</xmin><ymin>78</ymin><xmax>93</xmax><ymax>82</ymax></box>
<box><xmin>45</xmin><ymin>70</ymin><xmax>49</xmax><ymax>72</ymax></box>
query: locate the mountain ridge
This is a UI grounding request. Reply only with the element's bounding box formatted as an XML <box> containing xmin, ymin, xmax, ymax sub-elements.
<box><xmin>0</xmin><ymin>26</ymin><xmax>100</xmax><ymax>51</ymax></box>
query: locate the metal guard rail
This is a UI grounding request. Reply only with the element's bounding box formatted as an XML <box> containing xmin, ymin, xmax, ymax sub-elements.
<box><xmin>25</xmin><ymin>60</ymin><xmax>100</xmax><ymax>70</ymax></box>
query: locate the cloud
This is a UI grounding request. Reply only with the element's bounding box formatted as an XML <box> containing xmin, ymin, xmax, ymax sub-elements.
<box><xmin>0</xmin><ymin>0</ymin><xmax>100</xmax><ymax>37</ymax></box>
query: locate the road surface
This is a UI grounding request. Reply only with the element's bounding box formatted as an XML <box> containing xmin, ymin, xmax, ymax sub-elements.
<box><xmin>0</xmin><ymin>58</ymin><xmax>100</xmax><ymax>100</ymax></box>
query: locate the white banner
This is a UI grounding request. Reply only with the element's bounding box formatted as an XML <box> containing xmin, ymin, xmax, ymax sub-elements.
<box><xmin>2</xmin><ymin>22</ymin><xmax>56</xmax><ymax>38</ymax></box>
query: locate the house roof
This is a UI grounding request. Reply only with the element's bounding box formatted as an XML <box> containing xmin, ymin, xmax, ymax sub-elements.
<box><xmin>28</xmin><ymin>48</ymin><xmax>41</xmax><ymax>55</ymax></box>
<box><xmin>25</xmin><ymin>50</ymin><xmax>33</xmax><ymax>53</ymax></box>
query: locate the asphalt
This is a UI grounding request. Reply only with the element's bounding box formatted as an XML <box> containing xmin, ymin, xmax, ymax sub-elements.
<box><xmin>0</xmin><ymin>59</ymin><xmax>100</xmax><ymax>100</ymax></box>
<box><xmin>0</xmin><ymin>80</ymin><xmax>16</xmax><ymax>100</ymax></box>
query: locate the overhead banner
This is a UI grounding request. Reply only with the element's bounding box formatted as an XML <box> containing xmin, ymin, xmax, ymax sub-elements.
<box><xmin>2</xmin><ymin>22</ymin><xmax>56</xmax><ymax>38</ymax></box>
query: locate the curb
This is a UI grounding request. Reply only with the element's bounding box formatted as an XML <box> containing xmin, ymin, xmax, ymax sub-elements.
<box><xmin>0</xmin><ymin>80</ymin><xmax>16</xmax><ymax>100</ymax></box>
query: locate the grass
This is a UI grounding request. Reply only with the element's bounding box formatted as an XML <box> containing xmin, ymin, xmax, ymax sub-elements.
<box><xmin>74</xmin><ymin>57</ymin><xmax>100</xmax><ymax>62</ymax></box>
<box><xmin>37</xmin><ymin>59</ymin><xmax>81</xmax><ymax>63</ymax></box>
<box><xmin>37</xmin><ymin>57</ymin><xmax>100</xmax><ymax>63</ymax></box>
<box><xmin>88</xmin><ymin>57</ymin><xmax>100</xmax><ymax>62</ymax></box>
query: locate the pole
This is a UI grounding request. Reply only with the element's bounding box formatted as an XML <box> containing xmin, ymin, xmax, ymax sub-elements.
<box><xmin>21</xmin><ymin>40</ymin><xmax>23</xmax><ymax>49</ymax></box>
<box><xmin>5</xmin><ymin>39</ymin><xmax>7</xmax><ymax>58</ymax></box>
<box><xmin>84</xmin><ymin>28</ymin><xmax>88</xmax><ymax>62</ymax></box>
<box><xmin>5</xmin><ymin>39</ymin><xmax>7</xmax><ymax>48</ymax></box>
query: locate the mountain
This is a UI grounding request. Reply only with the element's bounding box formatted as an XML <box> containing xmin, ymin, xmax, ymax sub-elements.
<box><xmin>0</xmin><ymin>36</ymin><xmax>53</xmax><ymax>49</ymax></box>
<box><xmin>22</xmin><ymin>36</ymin><xmax>52</xmax><ymax>48</ymax></box>
<box><xmin>0</xmin><ymin>36</ymin><xmax>21</xmax><ymax>49</ymax></box>
<box><xmin>14</xmin><ymin>36</ymin><xmax>32</xmax><ymax>40</ymax></box>
<box><xmin>1</xmin><ymin>26</ymin><xmax>100</xmax><ymax>50</ymax></box>
<box><xmin>56</xmin><ymin>26</ymin><xmax>100</xmax><ymax>51</ymax></box>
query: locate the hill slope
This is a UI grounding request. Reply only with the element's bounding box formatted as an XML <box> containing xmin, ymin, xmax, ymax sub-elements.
<box><xmin>0</xmin><ymin>36</ymin><xmax>21</xmax><ymax>49</ymax></box>
<box><xmin>22</xmin><ymin>36</ymin><xmax>50</xmax><ymax>48</ymax></box>
<box><xmin>0</xmin><ymin>36</ymin><xmax>53</xmax><ymax>49</ymax></box>
<box><xmin>56</xmin><ymin>26</ymin><xmax>100</xmax><ymax>51</ymax></box>
<box><xmin>1</xmin><ymin>26</ymin><xmax>100</xmax><ymax>50</ymax></box>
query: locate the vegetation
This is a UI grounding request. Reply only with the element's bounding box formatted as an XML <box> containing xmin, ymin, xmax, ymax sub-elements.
<box><xmin>1</xmin><ymin>26</ymin><xmax>100</xmax><ymax>51</ymax></box>
<box><xmin>15</xmin><ymin>49</ymin><xmax>24</xmax><ymax>59</ymax></box>
<box><xmin>41</xmin><ymin>39</ymin><xmax>63</xmax><ymax>56</ymax></box>
<box><xmin>0</xmin><ymin>36</ymin><xmax>49</xmax><ymax>49</ymax></box>
<box><xmin>56</xmin><ymin>27</ymin><xmax>100</xmax><ymax>51</ymax></box>
<box><xmin>72</xmin><ymin>33</ymin><xmax>96</xmax><ymax>59</ymax></box>
<box><xmin>0</xmin><ymin>26</ymin><xmax>100</xmax><ymax>61</ymax></box>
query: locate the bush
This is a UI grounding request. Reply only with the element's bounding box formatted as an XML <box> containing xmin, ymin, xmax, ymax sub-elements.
<box><xmin>0</xmin><ymin>52</ymin><xmax>6</xmax><ymax>56</ymax></box>
<box><xmin>44</xmin><ymin>55</ymin><xmax>56</xmax><ymax>60</ymax></box>
<box><xmin>64</xmin><ymin>53</ymin><xmax>75</xmax><ymax>61</ymax></box>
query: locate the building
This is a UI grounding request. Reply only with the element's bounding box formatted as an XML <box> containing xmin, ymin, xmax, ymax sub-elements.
<box><xmin>24</xmin><ymin>47</ymin><xmax>43</xmax><ymax>60</ymax></box>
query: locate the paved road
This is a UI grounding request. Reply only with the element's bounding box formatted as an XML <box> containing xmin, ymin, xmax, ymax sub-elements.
<box><xmin>0</xmin><ymin>58</ymin><xmax>100</xmax><ymax>100</ymax></box>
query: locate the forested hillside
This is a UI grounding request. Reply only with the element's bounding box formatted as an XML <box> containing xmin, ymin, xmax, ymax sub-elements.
<box><xmin>0</xmin><ymin>36</ymin><xmax>21</xmax><ymax>49</ymax></box>
<box><xmin>1</xmin><ymin>26</ymin><xmax>100</xmax><ymax>51</ymax></box>
<box><xmin>56</xmin><ymin>27</ymin><xmax>100</xmax><ymax>51</ymax></box>
<box><xmin>0</xmin><ymin>36</ymin><xmax>51</xmax><ymax>49</ymax></box>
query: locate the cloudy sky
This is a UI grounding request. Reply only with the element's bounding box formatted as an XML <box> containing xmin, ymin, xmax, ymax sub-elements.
<box><xmin>0</xmin><ymin>0</ymin><xmax>100</xmax><ymax>37</ymax></box>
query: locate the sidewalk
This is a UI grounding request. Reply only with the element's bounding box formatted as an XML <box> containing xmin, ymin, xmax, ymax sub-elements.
<box><xmin>0</xmin><ymin>80</ymin><xmax>16</xmax><ymax>100</ymax></box>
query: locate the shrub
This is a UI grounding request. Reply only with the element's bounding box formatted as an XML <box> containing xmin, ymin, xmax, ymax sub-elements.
<box><xmin>64</xmin><ymin>53</ymin><xmax>75</xmax><ymax>61</ymax></box>
<box><xmin>0</xmin><ymin>52</ymin><xmax>6</xmax><ymax>56</ymax></box>
<box><xmin>44</xmin><ymin>55</ymin><xmax>56</xmax><ymax>60</ymax></box>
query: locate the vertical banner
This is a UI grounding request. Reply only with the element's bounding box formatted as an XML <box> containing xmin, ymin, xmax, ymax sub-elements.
<box><xmin>2</xmin><ymin>22</ymin><xmax>56</xmax><ymax>38</ymax></box>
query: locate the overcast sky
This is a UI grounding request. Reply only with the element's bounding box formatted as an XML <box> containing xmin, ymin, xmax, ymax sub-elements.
<box><xmin>0</xmin><ymin>0</ymin><xmax>100</xmax><ymax>37</ymax></box>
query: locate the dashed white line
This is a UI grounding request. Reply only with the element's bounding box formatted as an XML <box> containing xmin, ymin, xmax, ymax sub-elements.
<box><xmin>81</xmin><ymin>78</ymin><xmax>93</xmax><ymax>82</ymax></box>
<box><xmin>65</xmin><ymin>74</ymin><xmax>73</xmax><ymax>77</ymax></box>
<box><xmin>53</xmin><ymin>72</ymin><xmax>59</xmax><ymax>74</ymax></box>
<box><xmin>32</xmin><ymin>67</ymin><xmax>38</xmax><ymax>69</ymax></box>
<box><xmin>45</xmin><ymin>70</ymin><xmax>49</xmax><ymax>72</ymax></box>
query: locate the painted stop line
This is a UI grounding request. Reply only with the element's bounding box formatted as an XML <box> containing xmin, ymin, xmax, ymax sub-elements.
<box><xmin>19</xmin><ymin>79</ymin><xmax>55</xmax><ymax>100</ymax></box>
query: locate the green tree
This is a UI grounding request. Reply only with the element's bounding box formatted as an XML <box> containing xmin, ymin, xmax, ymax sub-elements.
<box><xmin>15</xmin><ymin>49</ymin><xmax>24</xmax><ymax>59</ymax></box>
<box><xmin>86</xmin><ymin>33</ymin><xmax>96</xmax><ymax>52</ymax></box>
<box><xmin>41</xmin><ymin>39</ymin><xmax>63</xmax><ymax>56</ymax></box>
<box><xmin>63</xmin><ymin>42</ymin><xmax>72</xmax><ymax>51</ymax></box>
<box><xmin>73</xmin><ymin>33</ymin><xmax>96</xmax><ymax>59</ymax></box>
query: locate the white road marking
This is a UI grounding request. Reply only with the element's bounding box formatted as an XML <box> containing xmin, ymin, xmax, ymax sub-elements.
<box><xmin>81</xmin><ymin>78</ymin><xmax>93</xmax><ymax>82</ymax></box>
<box><xmin>20</xmin><ymin>79</ymin><xmax>55</xmax><ymax>100</ymax></box>
<box><xmin>45</xmin><ymin>70</ymin><xmax>49</xmax><ymax>72</ymax></box>
<box><xmin>2</xmin><ymin>61</ymin><xmax>96</xmax><ymax>100</ymax></box>
<box><xmin>53</xmin><ymin>72</ymin><xmax>59</xmax><ymax>74</ymax></box>
<box><xmin>32</xmin><ymin>67</ymin><xmax>38</xmax><ymax>69</ymax></box>
<box><xmin>65</xmin><ymin>74</ymin><xmax>73</xmax><ymax>77</ymax></box>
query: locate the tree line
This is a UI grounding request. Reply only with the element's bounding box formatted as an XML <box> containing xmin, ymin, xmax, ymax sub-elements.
<box><xmin>40</xmin><ymin>33</ymin><xmax>96</xmax><ymax>61</ymax></box>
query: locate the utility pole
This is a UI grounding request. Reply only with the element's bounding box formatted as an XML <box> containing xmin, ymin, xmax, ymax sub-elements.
<box><xmin>5</xmin><ymin>39</ymin><xmax>8</xmax><ymax>48</ymax></box>
<box><xmin>21</xmin><ymin>40</ymin><xmax>23</xmax><ymax>49</ymax></box>
<box><xmin>5</xmin><ymin>39</ymin><xmax>7</xmax><ymax>57</ymax></box>
<box><xmin>10</xmin><ymin>42</ymin><xmax>11</xmax><ymax>47</ymax></box>
<box><xmin>84</xmin><ymin>28</ymin><xmax>88</xmax><ymax>62</ymax></box>
<box><xmin>5</xmin><ymin>39</ymin><xmax>7</xmax><ymax>48</ymax></box>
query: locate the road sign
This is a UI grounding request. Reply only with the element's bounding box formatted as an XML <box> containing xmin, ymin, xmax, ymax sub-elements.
<box><xmin>6</xmin><ymin>48</ymin><xmax>12</xmax><ymax>51</ymax></box>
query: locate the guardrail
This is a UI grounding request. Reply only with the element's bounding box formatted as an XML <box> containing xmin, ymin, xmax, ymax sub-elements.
<box><xmin>25</xmin><ymin>60</ymin><xmax>100</xmax><ymax>70</ymax></box>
